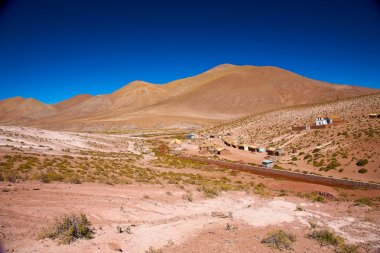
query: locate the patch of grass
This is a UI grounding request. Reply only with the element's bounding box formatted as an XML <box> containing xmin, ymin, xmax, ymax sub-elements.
<box><xmin>253</xmin><ymin>182</ymin><xmax>268</xmax><ymax>197</ymax></box>
<box><xmin>65</xmin><ymin>177</ymin><xmax>82</xmax><ymax>184</ymax></box>
<box><xmin>354</xmin><ymin>197</ymin><xmax>373</xmax><ymax>207</ymax></box>
<box><xmin>145</xmin><ymin>247</ymin><xmax>163</xmax><ymax>253</ymax></box>
<box><xmin>273</xmin><ymin>164</ymin><xmax>285</xmax><ymax>170</ymax></box>
<box><xmin>2</xmin><ymin>188</ymin><xmax>10</xmax><ymax>192</ymax></box>
<box><xmin>338</xmin><ymin>244</ymin><xmax>359</xmax><ymax>253</ymax></box>
<box><xmin>278</xmin><ymin>189</ymin><xmax>287</xmax><ymax>196</ymax></box>
<box><xmin>308</xmin><ymin>229</ymin><xmax>358</xmax><ymax>253</ymax></box>
<box><xmin>200</xmin><ymin>185</ymin><xmax>220</xmax><ymax>198</ymax></box>
<box><xmin>308</xmin><ymin>229</ymin><xmax>342</xmax><ymax>246</ymax></box>
<box><xmin>325</xmin><ymin>159</ymin><xmax>341</xmax><ymax>171</ymax></box>
<box><xmin>356</xmin><ymin>159</ymin><xmax>368</xmax><ymax>166</ymax></box>
<box><xmin>182</xmin><ymin>191</ymin><xmax>193</xmax><ymax>202</ymax></box>
<box><xmin>308</xmin><ymin>220</ymin><xmax>318</xmax><ymax>229</ymax></box>
<box><xmin>309</xmin><ymin>192</ymin><xmax>326</xmax><ymax>203</ymax></box>
<box><xmin>38</xmin><ymin>214</ymin><xmax>93</xmax><ymax>244</ymax></box>
<box><xmin>304</xmin><ymin>153</ymin><xmax>312</xmax><ymax>160</ymax></box>
<box><xmin>261</xmin><ymin>230</ymin><xmax>296</xmax><ymax>250</ymax></box>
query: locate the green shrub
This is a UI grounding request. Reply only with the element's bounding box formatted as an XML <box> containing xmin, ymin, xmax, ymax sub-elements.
<box><xmin>40</xmin><ymin>171</ymin><xmax>64</xmax><ymax>183</ymax></box>
<box><xmin>261</xmin><ymin>230</ymin><xmax>296</xmax><ymax>250</ymax></box>
<box><xmin>357</xmin><ymin>168</ymin><xmax>367</xmax><ymax>174</ymax></box>
<box><xmin>356</xmin><ymin>159</ymin><xmax>368</xmax><ymax>166</ymax></box>
<box><xmin>308</xmin><ymin>229</ymin><xmax>358</xmax><ymax>253</ymax></box>
<box><xmin>308</xmin><ymin>229</ymin><xmax>343</xmax><ymax>246</ymax></box>
<box><xmin>304</xmin><ymin>154</ymin><xmax>312</xmax><ymax>160</ymax></box>
<box><xmin>354</xmin><ymin>197</ymin><xmax>373</xmax><ymax>207</ymax></box>
<box><xmin>201</xmin><ymin>185</ymin><xmax>220</xmax><ymax>198</ymax></box>
<box><xmin>38</xmin><ymin>214</ymin><xmax>93</xmax><ymax>244</ymax></box>
<box><xmin>309</xmin><ymin>193</ymin><xmax>326</xmax><ymax>203</ymax></box>
<box><xmin>326</xmin><ymin>159</ymin><xmax>341</xmax><ymax>171</ymax></box>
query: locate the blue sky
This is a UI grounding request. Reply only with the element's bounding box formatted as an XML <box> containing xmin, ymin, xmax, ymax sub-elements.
<box><xmin>0</xmin><ymin>0</ymin><xmax>379</xmax><ymax>104</ymax></box>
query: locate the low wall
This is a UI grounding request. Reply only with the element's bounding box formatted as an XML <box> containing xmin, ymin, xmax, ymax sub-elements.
<box><xmin>292</xmin><ymin>126</ymin><xmax>306</xmax><ymax>131</ymax></box>
<box><xmin>177</xmin><ymin>155</ymin><xmax>380</xmax><ymax>189</ymax></box>
<box><xmin>310</xmin><ymin>125</ymin><xmax>327</xmax><ymax>129</ymax></box>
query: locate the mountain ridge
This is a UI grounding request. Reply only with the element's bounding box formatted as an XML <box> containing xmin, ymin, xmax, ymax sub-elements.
<box><xmin>0</xmin><ymin>64</ymin><xmax>378</xmax><ymax>130</ymax></box>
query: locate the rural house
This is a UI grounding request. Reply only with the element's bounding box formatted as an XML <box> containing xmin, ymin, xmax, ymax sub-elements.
<box><xmin>315</xmin><ymin>117</ymin><xmax>333</xmax><ymax>126</ymax></box>
<box><xmin>258</xmin><ymin>147</ymin><xmax>266</xmax><ymax>153</ymax></box>
<box><xmin>267</xmin><ymin>147</ymin><xmax>276</xmax><ymax>156</ymax></box>
<box><xmin>248</xmin><ymin>145</ymin><xmax>258</xmax><ymax>152</ymax></box>
<box><xmin>216</xmin><ymin>147</ymin><xmax>231</xmax><ymax>155</ymax></box>
<box><xmin>262</xmin><ymin>160</ymin><xmax>273</xmax><ymax>168</ymax></box>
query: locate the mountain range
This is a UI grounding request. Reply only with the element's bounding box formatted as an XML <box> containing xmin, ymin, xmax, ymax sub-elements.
<box><xmin>0</xmin><ymin>64</ymin><xmax>378</xmax><ymax>130</ymax></box>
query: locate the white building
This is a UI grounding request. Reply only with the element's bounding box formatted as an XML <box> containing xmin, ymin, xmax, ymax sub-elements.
<box><xmin>316</xmin><ymin>117</ymin><xmax>333</xmax><ymax>126</ymax></box>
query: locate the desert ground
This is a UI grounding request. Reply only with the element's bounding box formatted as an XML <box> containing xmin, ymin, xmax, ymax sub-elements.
<box><xmin>0</xmin><ymin>119</ymin><xmax>379</xmax><ymax>253</ymax></box>
<box><xmin>1</xmin><ymin>182</ymin><xmax>379</xmax><ymax>253</ymax></box>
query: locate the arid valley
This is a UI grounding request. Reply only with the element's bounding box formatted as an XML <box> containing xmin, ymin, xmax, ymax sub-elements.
<box><xmin>1</xmin><ymin>64</ymin><xmax>380</xmax><ymax>253</ymax></box>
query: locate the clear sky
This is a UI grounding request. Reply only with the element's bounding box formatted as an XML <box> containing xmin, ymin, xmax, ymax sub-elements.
<box><xmin>0</xmin><ymin>0</ymin><xmax>379</xmax><ymax>104</ymax></box>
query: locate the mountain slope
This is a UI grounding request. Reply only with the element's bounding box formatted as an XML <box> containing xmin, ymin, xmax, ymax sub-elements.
<box><xmin>205</xmin><ymin>93</ymin><xmax>380</xmax><ymax>182</ymax></box>
<box><xmin>0</xmin><ymin>64</ymin><xmax>378</xmax><ymax>130</ymax></box>
<box><xmin>0</xmin><ymin>97</ymin><xmax>56</xmax><ymax>123</ymax></box>
<box><xmin>53</xmin><ymin>94</ymin><xmax>93</xmax><ymax>111</ymax></box>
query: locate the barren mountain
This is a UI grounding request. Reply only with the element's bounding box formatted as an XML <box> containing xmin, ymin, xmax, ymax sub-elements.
<box><xmin>0</xmin><ymin>64</ymin><xmax>378</xmax><ymax>130</ymax></box>
<box><xmin>53</xmin><ymin>94</ymin><xmax>93</xmax><ymax>111</ymax></box>
<box><xmin>0</xmin><ymin>96</ymin><xmax>56</xmax><ymax>123</ymax></box>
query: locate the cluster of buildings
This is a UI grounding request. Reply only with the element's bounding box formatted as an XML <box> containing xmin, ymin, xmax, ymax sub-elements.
<box><xmin>222</xmin><ymin>137</ymin><xmax>285</xmax><ymax>157</ymax></box>
<box><xmin>369</xmin><ymin>113</ymin><xmax>380</xmax><ymax>119</ymax></box>
<box><xmin>169</xmin><ymin>133</ymin><xmax>286</xmax><ymax>169</ymax></box>
<box><xmin>199</xmin><ymin>143</ymin><xmax>231</xmax><ymax>155</ymax></box>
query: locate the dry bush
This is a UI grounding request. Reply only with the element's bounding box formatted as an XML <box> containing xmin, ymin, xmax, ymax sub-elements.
<box><xmin>38</xmin><ymin>213</ymin><xmax>93</xmax><ymax>244</ymax></box>
<box><xmin>261</xmin><ymin>230</ymin><xmax>296</xmax><ymax>250</ymax></box>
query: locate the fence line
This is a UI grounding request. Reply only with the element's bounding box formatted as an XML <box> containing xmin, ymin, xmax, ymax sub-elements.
<box><xmin>177</xmin><ymin>155</ymin><xmax>380</xmax><ymax>189</ymax></box>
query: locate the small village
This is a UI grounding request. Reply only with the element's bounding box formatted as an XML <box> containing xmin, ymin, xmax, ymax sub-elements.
<box><xmin>168</xmin><ymin>116</ymin><xmax>352</xmax><ymax>169</ymax></box>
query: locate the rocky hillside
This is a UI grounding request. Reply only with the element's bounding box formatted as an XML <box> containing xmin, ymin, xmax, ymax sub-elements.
<box><xmin>207</xmin><ymin>93</ymin><xmax>380</xmax><ymax>182</ymax></box>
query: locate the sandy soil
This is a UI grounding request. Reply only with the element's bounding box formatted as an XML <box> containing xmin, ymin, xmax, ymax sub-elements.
<box><xmin>0</xmin><ymin>125</ymin><xmax>379</xmax><ymax>253</ymax></box>
<box><xmin>0</xmin><ymin>182</ymin><xmax>379</xmax><ymax>253</ymax></box>
<box><xmin>0</xmin><ymin>125</ymin><xmax>148</xmax><ymax>156</ymax></box>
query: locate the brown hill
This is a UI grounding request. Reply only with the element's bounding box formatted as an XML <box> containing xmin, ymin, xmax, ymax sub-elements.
<box><xmin>0</xmin><ymin>64</ymin><xmax>378</xmax><ymax>130</ymax></box>
<box><xmin>0</xmin><ymin>97</ymin><xmax>56</xmax><ymax>123</ymax></box>
<box><xmin>53</xmin><ymin>94</ymin><xmax>93</xmax><ymax>111</ymax></box>
<box><xmin>143</xmin><ymin>64</ymin><xmax>363</xmax><ymax>119</ymax></box>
